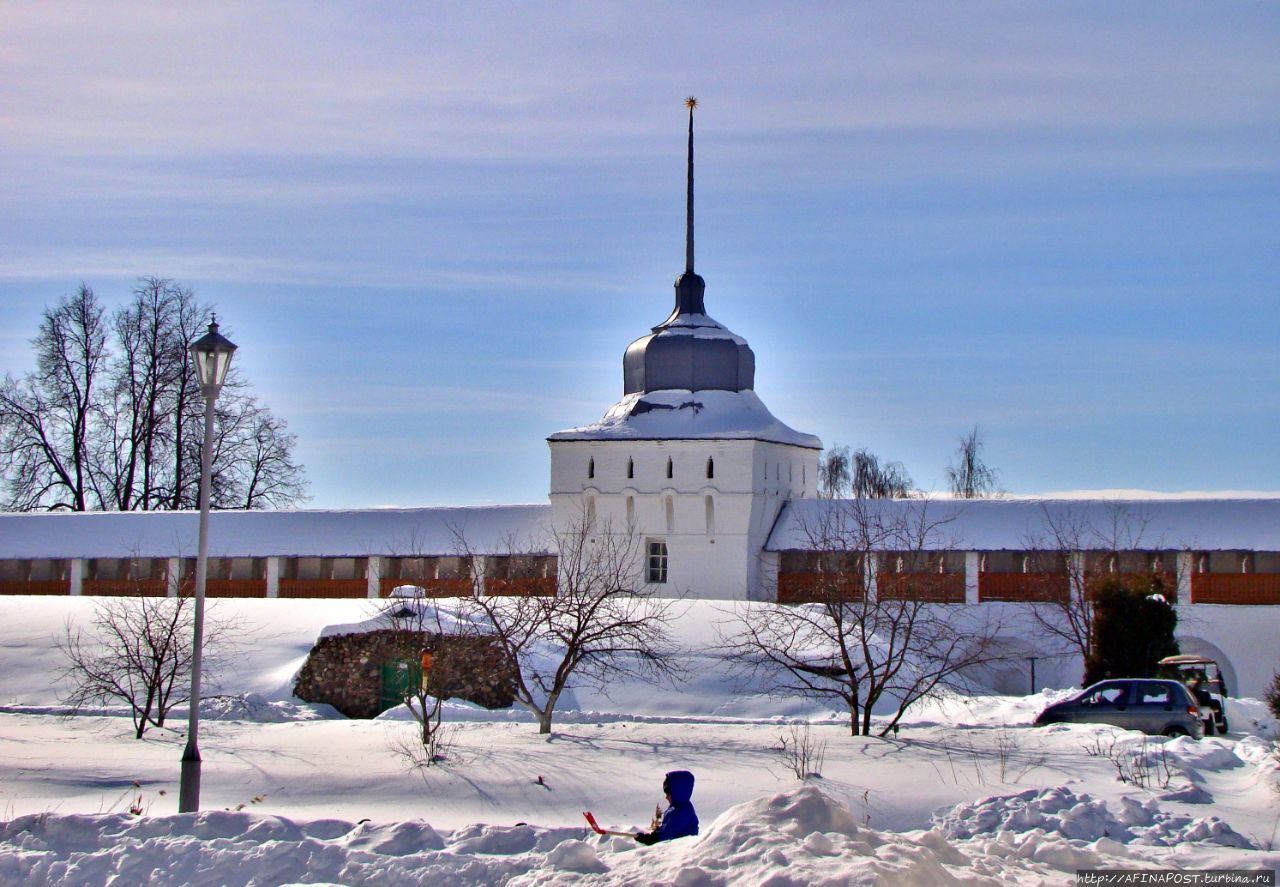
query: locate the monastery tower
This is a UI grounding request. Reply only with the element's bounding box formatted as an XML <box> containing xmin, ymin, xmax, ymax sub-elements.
<box><xmin>547</xmin><ymin>99</ymin><xmax>821</xmax><ymax>599</ymax></box>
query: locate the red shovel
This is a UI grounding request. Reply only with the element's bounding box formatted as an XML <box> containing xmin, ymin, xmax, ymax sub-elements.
<box><xmin>583</xmin><ymin>811</ymin><xmax>637</xmax><ymax>839</ymax></box>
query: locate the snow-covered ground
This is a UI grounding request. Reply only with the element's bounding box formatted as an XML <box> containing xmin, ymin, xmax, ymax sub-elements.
<box><xmin>1</xmin><ymin>597</ymin><xmax>1277</xmax><ymax>885</ymax></box>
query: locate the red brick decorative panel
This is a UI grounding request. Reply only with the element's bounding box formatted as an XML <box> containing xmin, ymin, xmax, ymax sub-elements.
<box><xmin>82</xmin><ymin>579</ymin><xmax>167</xmax><ymax>597</ymax></box>
<box><xmin>379</xmin><ymin>577</ymin><xmax>473</xmax><ymax>598</ymax></box>
<box><xmin>877</xmin><ymin>573</ymin><xmax>965</xmax><ymax>603</ymax></box>
<box><xmin>0</xmin><ymin>580</ymin><xmax>71</xmax><ymax>596</ymax></box>
<box><xmin>204</xmin><ymin>579</ymin><xmax>267</xmax><ymax>598</ymax></box>
<box><xmin>278</xmin><ymin>579</ymin><xmax>368</xmax><ymax>599</ymax></box>
<box><xmin>777</xmin><ymin>572</ymin><xmax>865</xmax><ymax>605</ymax></box>
<box><xmin>978</xmin><ymin>572</ymin><xmax>1070</xmax><ymax>603</ymax></box>
<box><xmin>484</xmin><ymin>576</ymin><xmax>557</xmax><ymax>597</ymax></box>
<box><xmin>1191</xmin><ymin>574</ymin><xmax>1280</xmax><ymax>605</ymax></box>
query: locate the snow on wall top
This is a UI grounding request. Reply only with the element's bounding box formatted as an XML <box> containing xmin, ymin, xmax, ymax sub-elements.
<box><xmin>548</xmin><ymin>388</ymin><xmax>822</xmax><ymax>449</ymax></box>
<box><xmin>0</xmin><ymin>505</ymin><xmax>554</xmax><ymax>560</ymax></box>
<box><xmin>766</xmin><ymin>497</ymin><xmax>1280</xmax><ymax>552</ymax></box>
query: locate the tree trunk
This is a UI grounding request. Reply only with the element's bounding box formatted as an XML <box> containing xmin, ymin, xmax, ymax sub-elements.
<box><xmin>538</xmin><ymin>712</ymin><xmax>553</xmax><ymax>734</ymax></box>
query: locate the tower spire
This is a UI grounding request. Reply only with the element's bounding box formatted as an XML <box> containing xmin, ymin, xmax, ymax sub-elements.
<box><xmin>685</xmin><ymin>96</ymin><xmax>696</xmax><ymax>274</ymax></box>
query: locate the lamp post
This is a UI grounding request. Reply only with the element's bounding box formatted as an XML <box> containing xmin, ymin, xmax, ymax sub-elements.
<box><xmin>179</xmin><ymin>316</ymin><xmax>237</xmax><ymax>814</ymax></box>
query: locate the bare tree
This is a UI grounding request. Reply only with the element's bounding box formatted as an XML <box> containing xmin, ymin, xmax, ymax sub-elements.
<box><xmin>374</xmin><ymin>587</ymin><xmax>455</xmax><ymax>766</ymax></box>
<box><xmin>0</xmin><ymin>278</ymin><xmax>307</xmax><ymax>511</ymax></box>
<box><xmin>461</xmin><ymin>517</ymin><xmax>684</xmax><ymax>734</ymax></box>
<box><xmin>945</xmin><ymin>426</ymin><xmax>1000</xmax><ymax>499</ymax></box>
<box><xmin>58</xmin><ymin>591</ymin><xmax>235</xmax><ymax>739</ymax></box>
<box><xmin>0</xmin><ymin>284</ymin><xmax>108</xmax><ymax>510</ymax></box>
<box><xmin>820</xmin><ymin>444</ymin><xmax>914</xmax><ymax>499</ymax></box>
<box><xmin>818</xmin><ymin>445</ymin><xmax>851</xmax><ymax>499</ymax></box>
<box><xmin>1024</xmin><ymin>502</ymin><xmax>1173</xmax><ymax>681</ymax></box>
<box><xmin>722</xmin><ymin>499</ymin><xmax>1004</xmax><ymax>736</ymax></box>
<box><xmin>851</xmin><ymin>448</ymin><xmax>914</xmax><ymax>499</ymax></box>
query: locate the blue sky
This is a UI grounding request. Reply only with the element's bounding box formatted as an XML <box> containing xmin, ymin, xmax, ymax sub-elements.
<box><xmin>1</xmin><ymin>3</ymin><xmax>1277</xmax><ymax>507</ymax></box>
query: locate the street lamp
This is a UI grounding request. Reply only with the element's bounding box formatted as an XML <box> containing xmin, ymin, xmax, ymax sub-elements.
<box><xmin>179</xmin><ymin>316</ymin><xmax>236</xmax><ymax>813</ymax></box>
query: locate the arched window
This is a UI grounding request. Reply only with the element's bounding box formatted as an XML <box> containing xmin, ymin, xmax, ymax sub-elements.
<box><xmin>705</xmin><ymin>495</ymin><xmax>715</xmax><ymax>535</ymax></box>
<box><xmin>585</xmin><ymin>496</ymin><xmax>596</xmax><ymax>526</ymax></box>
<box><xmin>587</xmin><ymin>457</ymin><xmax>594</xmax><ymax>479</ymax></box>
<box><xmin>666</xmin><ymin>457</ymin><xmax>673</xmax><ymax>479</ymax></box>
<box><xmin>627</xmin><ymin>457</ymin><xmax>634</xmax><ymax>479</ymax></box>
<box><xmin>626</xmin><ymin>495</ymin><xmax>635</xmax><ymax>527</ymax></box>
<box><xmin>706</xmin><ymin>457</ymin><xmax>714</xmax><ymax>479</ymax></box>
<box><xmin>665</xmin><ymin>497</ymin><xmax>675</xmax><ymax>534</ymax></box>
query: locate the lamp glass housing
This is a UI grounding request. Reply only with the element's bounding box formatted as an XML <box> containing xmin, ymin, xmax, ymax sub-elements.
<box><xmin>190</xmin><ymin>321</ymin><xmax>238</xmax><ymax>391</ymax></box>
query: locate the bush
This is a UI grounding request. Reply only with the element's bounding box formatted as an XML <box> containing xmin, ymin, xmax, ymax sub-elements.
<box><xmin>1083</xmin><ymin>574</ymin><xmax>1179</xmax><ymax>686</ymax></box>
<box><xmin>1267</xmin><ymin>670</ymin><xmax>1280</xmax><ymax>720</ymax></box>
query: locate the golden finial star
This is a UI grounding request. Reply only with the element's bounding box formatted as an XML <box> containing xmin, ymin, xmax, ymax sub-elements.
<box><xmin>685</xmin><ymin>96</ymin><xmax>698</xmax><ymax>110</ymax></box>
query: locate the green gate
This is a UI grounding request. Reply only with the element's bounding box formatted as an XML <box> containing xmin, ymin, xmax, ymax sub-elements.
<box><xmin>379</xmin><ymin>659</ymin><xmax>422</xmax><ymax>714</ymax></box>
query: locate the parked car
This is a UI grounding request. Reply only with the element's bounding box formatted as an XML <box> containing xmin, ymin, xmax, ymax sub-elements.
<box><xmin>1158</xmin><ymin>654</ymin><xmax>1230</xmax><ymax>736</ymax></box>
<box><xmin>1034</xmin><ymin>679</ymin><xmax>1202</xmax><ymax>738</ymax></box>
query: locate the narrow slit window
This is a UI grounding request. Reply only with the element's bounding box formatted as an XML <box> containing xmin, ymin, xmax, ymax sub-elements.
<box><xmin>627</xmin><ymin>457</ymin><xmax>634</xmax><ymax>479</ymax></box>
<box><xmin>665</xmin><ymin>497</ymin><xmax>675</xmax><ymax>534</ymax></box>
<box><xmin>705</xmin><ymin>495</ymin><xmax>715</xmax><ymax>535</ymax></box>
<box><xmin>666</xmin><ymin>457</ymin><xmax>673</xmax><ymax>479</ymax></box>
<box><xmin>588</xmin><ymin>457</ymin><xmax>594</xmax><ymax>479</ymax></box>
<box><xmin>706</xmin><ymin>457</ymin><xmax>714</xmax><ymax>479</ymax></box>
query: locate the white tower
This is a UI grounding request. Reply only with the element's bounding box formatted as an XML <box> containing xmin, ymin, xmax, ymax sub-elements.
<box><xmin>548</xmin><ymin>100</ymin><xmax>820</xmax><ymax>600</ymax></box>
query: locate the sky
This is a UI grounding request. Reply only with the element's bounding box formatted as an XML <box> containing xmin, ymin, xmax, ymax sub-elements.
<box><xmin>1</xmin><ymin>3</ymin><xmax>1277</xmax><ymax>508</ymax></box>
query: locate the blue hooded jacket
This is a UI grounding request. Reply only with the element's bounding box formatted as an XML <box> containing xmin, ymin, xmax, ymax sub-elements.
<box><xmin>637</xmin><ymin>770</ymin><xmax>698</xmax><ymax>845</ymax></box>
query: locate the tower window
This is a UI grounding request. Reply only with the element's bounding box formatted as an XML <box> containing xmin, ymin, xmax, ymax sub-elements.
<box><xmin>705</xmin><ymin>495</ymin><xmax>715</xmax><ymax>535</ymax></box>
<box><xmin>706</xmin><ymin>457</ymin><xmax>714</xmax><ymax>479</ymax></box>
<box><xmin>588</xmin><ymin>457</ymin><xmax>594</xmax><ymax>479</ymax></box>
<box><xmin>666</xmin><ymin>457</ymin><xmax>673</xmax><ymax>479</ymax></box>
<box><xmin>627</xmin><ymin>457</ymin><xmax>634</xmax><ymax>479</ymax></box>
<box><xmin>665</xmin><ymin>497</ymin><xmax>675</xmax><ymax>534</ymax></box>
<box><xmin>647</xmin><ymin>540</ymin><xmax>668</xmax><ymax>584</ymax></box>
<box><xmin>626</xmin><ymin>495</ymin><xmax>636</xmax><ymax>526</ymax></box>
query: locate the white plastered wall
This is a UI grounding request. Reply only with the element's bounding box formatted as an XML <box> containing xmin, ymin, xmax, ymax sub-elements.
<box><xmin>549</xmin><ymin>438</ymin><xmax>819</xmax><ymax>600</ymax></box>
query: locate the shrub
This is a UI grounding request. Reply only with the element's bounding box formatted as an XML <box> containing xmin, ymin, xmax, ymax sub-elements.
<box><xmin>1266</xmin><ymin>669</ymin><xmax>1280</xmax><ymax>720</ymax></box>
<box><xmin>1083</xmin><ymin>574</ymin><xmax>1179</xmax><ymax>686</ymax></box>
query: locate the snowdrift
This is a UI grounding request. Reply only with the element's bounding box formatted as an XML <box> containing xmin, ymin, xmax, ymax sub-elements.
<box><xmin>4</xmin><ymin>786</ymin><xmax>1277</xmax><ymax>887</ymax></box>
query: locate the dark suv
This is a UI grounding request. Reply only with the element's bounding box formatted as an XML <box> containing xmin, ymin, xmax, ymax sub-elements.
<box><xmin>1034</xmin><ymin>679</ymin><xmax>1202</xmax><ymax>738</ymax></box>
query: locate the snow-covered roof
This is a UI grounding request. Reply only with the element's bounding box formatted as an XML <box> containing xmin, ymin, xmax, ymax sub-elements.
<box><xmin>548</xmin><ymin>389</ymin><xmax>822</xmax><ymax>449</ymax></box>
<box><xmin>766</xmin><ymin>497</ymin><xmax>1280</xmax><ymax>552</ymax></box>
<box><xmin>0</xmin><ymin>505</ymin><xmax>554</xmax><ymax>560</ymax></box>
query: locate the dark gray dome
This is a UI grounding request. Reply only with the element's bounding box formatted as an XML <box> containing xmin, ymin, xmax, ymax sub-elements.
<box><xmin>622</xmin><ymin>272</ymin><xmax>755</xmax><ymax>394</ymax></box>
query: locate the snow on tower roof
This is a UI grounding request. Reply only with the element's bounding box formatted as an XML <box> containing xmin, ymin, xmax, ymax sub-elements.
<box><xmin>766</xmin><ymin>497</ymin><xmax>1280</xmax><ymax>552</ymax></box>
<box><xmin>548</xmin><ymin>388</ymin><xmax>822</xmax><ymax>449</ymax></box>
<box><xmin>0</xmin><ymin>505</ymin><xmax>554</xmax><ymax>560</ymax></box>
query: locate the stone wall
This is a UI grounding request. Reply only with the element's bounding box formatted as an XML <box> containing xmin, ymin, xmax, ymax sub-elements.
<box><xmin>293</xmin><ymin>628</ymin><xmax>515</xmax><ymax>719</ymax></box>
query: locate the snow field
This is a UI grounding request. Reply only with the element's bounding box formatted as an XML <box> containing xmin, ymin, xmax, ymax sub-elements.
<box><xmin>1</xmin><ymin>596</ymin><xmax>1278</xmax><ymax>884</ymax></box>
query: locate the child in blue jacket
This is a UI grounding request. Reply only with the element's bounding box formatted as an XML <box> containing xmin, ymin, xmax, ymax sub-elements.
<box><xmin>635</xmin><ymin>770</ymin><xmax>699</xmax><ymax>845</ymax></box>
